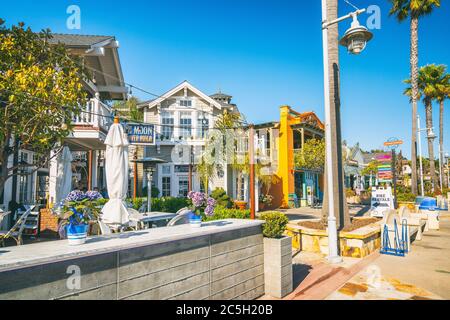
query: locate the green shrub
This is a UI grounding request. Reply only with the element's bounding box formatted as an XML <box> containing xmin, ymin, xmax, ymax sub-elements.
<box><xmin>152</xmin><ymin>197</ymin><xmax>190</xmax><ymax>213</ymax></box>
<box><xmin>396</xmin><ymin>192</ymin><xmax>416</xmax><ymax>202</ymax></box>
<box><xmin>127</xmin><ymin>196</ymin><xmax>190</xmax><ymax>212</ymax></box>
<box><xmin>202</xmin><ymin>205</ymin><xmax>250</xmax><ymax>221</ymax></box>
<box><xmin>142</xmin><ymin>186</ymin><xmax>160</xmax><ymax>198</ymax></box>
<box><xmin>210</xmin><ymin>188</ymin><xmax>233</xmax><ymax>208</ymax></box>
<box><xmin>260</xmin><ymin>211</ymin><xmax>289</xmax><ymax>238</ymax></box>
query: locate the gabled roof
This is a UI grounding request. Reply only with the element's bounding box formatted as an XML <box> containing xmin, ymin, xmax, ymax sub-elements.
<box><xmin>210</xmin><ymin>92</ymin><xmax>232</xmax><ymax>99</ymax></box>
<box><xmin>47</xmin><ymin>33</ymin><xmax>126</xmax><ymax>100</ymax></box>
<box><xmin>49</xmin><ymin>34</ymin><xmax>115</xmax><ymax>47</ymax></box>
<box><xmin>137</xmin><ymin>81</ymin><xmax>223</xmax><ymax>110</ymax></box>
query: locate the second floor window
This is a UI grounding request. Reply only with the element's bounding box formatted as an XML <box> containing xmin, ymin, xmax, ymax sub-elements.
<box><xmin>179</xmin><ymin>99</ymin><xmax>192</xmax><ymax>107</ymax></box>
<box><xmin>161</xmin><ymin>112</ymin><xmax>174</xmax><ymax>139</ymax></box>
<box><xmin>179</xmin><ymin>112</ymin><xmax>192</xmax><ymax>139</ymax></box>
<box><xmin>197</xmin><ymin>117</ymin><xmax>209</xmax><ymax>139</ymax></box>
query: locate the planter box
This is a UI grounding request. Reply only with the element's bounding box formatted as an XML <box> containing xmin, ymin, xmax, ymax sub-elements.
<box><xmin>285</xmin><ymin>219</ymin><xmax>381</xmax><ymax>259</ymax></box>
<box><xmin>346</xmin><ymin>196</ymin><xmax>361</xmax><ymax>204</ymax></box>
<box><xmin>263</xmin><ymin>236</ymin><xmax>293</xmax><ymax>299</ymax></box>
<box><xmin>398</xmin><ymin>201</ymin><xmax>416</xmax><ymax>211</ymax></box>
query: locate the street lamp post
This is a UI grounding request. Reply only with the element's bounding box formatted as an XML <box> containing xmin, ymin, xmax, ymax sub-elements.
<box><xmin>417</xmin><ymin>115</ymin><xmax>436</xmax><ymax>195</ymax></box>
<box><xmin>321</xmin><ymin>0</ymin><xmax>372</xmax><ymax>263</ymax></box>
<box><xmin>417</xmin><ymin>115</ymin><xmax>425</xmax><ymax>196</ymax></box>
<box><xmin>445</xmin><ymin>152</ymin><xmax>449</xmax><ymax>188</ymax></box>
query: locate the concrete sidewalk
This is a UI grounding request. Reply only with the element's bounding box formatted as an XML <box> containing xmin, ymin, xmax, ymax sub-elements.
<box><xmin>261</xmin><ymin>211</ymin><xmax>450</xmax><ymax>300</ymax></box>
<box><xmin>332</xmin><ymin>211</ymin><xmax>450</xmax><ymax>300</ymax></box>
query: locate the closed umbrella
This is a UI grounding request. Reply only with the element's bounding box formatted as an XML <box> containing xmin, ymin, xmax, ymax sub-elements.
<box><xmin>101</xmin><ymin>119</ymin><xmax>130</xmax><ymax>225</ymax></box>
<box><xmin>55</xmin><ymin>146</ymin><xmax>73</xmax><ymax>205</ymax></box>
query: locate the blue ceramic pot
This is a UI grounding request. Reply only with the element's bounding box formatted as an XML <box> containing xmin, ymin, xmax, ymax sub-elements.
<box><xmin>66</xmin><ymin>224</ymin><xmax>88</xmax><ymax>245</ymax></box>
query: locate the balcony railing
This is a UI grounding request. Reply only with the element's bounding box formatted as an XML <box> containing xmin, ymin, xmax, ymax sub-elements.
<box><xmin>73</xmin><ymin>98</ymin><xmax>112</xmax><ymax>132</ymax></box>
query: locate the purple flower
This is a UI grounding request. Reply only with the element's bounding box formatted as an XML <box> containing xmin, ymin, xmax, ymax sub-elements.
<box><xmin>189</xmin><ymin>191</ymin><xmax>206</xmax><ymax>208</ymax></box>
<box><xmin>85</xmin><ymin>190</ymin><xmax>103</xmax><ymax>200</ymax></box>
<box><xmin>65</xmin><ymin>190</ymin><xmax>86</xmax><ymax>202</ymax></box>
<box><xmin>207</xmin><ymin>197</ymin><xmax>216</xmax><ymax>207</ymax></box>
<box><xmin>204</xmin><ymin>205</ymin><xmax>215</xmax><ymax>216</ymax></box>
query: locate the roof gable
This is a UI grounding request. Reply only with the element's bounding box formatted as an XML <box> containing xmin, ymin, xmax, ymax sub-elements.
<box><xmin>139</xmin><ymin>81</ymin><xmax>223</xmax><ymax>110</ymax></box>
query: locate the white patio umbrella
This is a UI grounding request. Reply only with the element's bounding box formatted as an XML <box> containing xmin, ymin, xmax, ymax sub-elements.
<box><xmin>55</xmin><ymin>146</ymin><xmax>73</xmax><ymax>206</ymax></box>
<box><xmin>101</xmin><ymin>119</ymin><xmax>130</xmax><ymax>225</ymax></box>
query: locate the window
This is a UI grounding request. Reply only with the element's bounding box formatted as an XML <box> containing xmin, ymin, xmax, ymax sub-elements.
<box><xmin>178</xmin><ymin>176</ymin><xmax>189</xmax><ymax>197</ymax></box>
<box><xmin>197</xmin><ymin>116</ymin><xmax>209</xmax><ymax>139</ymax></box>
<box><xmin>179</xmin><ymin>99</ymin><xmax>192</xmax><ymax>107</ymax></box>
<box><xmin>162</xmin><ymin>165</ymin><xmax>171</xmax><ymax>175</ymax></box>
<box><xmin>236</xmin><ymin>176</ymin><xmax>245</xmax><ymax>201</ymax></box>
<box><xmin>179</xmin><ymin>111</ymin><xmax>192</xmax><ymax>139</ymax></box>
<box><xmin>161</xmin><ymin>112</ymin><xmax>174</xmax><ymax>139</ymax></box>
<box><xmin>162</xmin><ymin>177</ymin><xmax>171</xmax><ymax>197</ymax></box>
<box><xmin>175</xmin><ymin>165</ymin><xmax>189</xmax><ymax>173</ymax></box>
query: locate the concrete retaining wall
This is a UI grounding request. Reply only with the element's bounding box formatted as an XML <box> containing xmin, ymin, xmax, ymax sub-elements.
<box><xmin>0</xmin><ymin>221</ymin><xmax>264</xmax><ymax>300</ymax></box>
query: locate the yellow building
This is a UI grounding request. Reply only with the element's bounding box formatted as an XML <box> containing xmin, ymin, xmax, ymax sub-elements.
<box><xmin>256</xmin><ymin>106</ymin><xmax>325</xmax><ymax>209</ymax></box>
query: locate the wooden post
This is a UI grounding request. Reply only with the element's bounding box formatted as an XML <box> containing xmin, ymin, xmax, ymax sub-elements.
<box><xmin>188</xmin><ymin>146</ymin><xmax>193</xmax><ymax>192</ymax></box>
<box><xmin>88</xmin><ymin>150</ymin><xmax>93</xmax><ymax>191</ymax></box>
<box><xmin>249</xmin><ymin>125</ymin><xmax>255</xmax><ymax>219</ymax></box>
<box><xmin>133</xmin><ymin>150</ymin><xmax>137</xmax><ymax>199</ymax></box>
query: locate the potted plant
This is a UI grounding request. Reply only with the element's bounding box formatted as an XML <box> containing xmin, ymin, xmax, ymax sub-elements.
<box><xmin>259</xmin><ymin>194</ymin><xmax>274</xmax><ymax>211</ymax></box>
<box><xmin>187</xmin><ymin>191</ymin><xmax>216</xmax><ymax>228</ymax></box>
<box><xmin>234</xmin><ymin>200</ymin><xmax>247</xmax><ymax>210</ymax></box>
<box><xmin>260</xmin><ymin>211</ymin><xmax>292</xmax><ymax>299</ymax></box>
<box><xmin>58</xmin><ymin>190</ymin><xmax>103</xmax><ymax>245</ymax></box>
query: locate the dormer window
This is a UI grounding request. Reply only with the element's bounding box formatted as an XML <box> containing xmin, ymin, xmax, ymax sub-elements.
<box><xmin>179</xmin><ymin>99</ymin><xmax>192</xmax><ymax>107</ymax></box>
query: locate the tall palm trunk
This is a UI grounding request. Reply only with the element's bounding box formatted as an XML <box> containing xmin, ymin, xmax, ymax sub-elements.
<box><xmin>425</xmin><ymin>100</ymin><xmax>438</xmax><ymax>190</ymax></box>
<box><xmin>410</xmin><ymin>16</ymin><xmax>419</xmax><ymax>195</ymax></box>
<box><xmin>439</xmin><ymin>100</ymin><xmax>446</xmax><ymax>188</ymax></box>
<box><xmin>320</xmin><ymin>0</ymin><xmax>350</xmax><ymax>229</ymax></box>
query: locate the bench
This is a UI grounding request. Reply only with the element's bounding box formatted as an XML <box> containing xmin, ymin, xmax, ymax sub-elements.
<box><xmin>397</xmin><ymin>207</ymin><xmax>427</xmax><ymax>241</ymax></box>
<box><xmin>380</xmin><ymin>209</ymin><xmax>420</xmax><ymax>253</ymax></box>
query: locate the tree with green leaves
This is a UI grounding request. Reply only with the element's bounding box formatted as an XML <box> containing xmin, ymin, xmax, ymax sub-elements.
<box><xmin>0</xmin><ymin>20</ymin><xmax>87</xmax><ymax>193</ymax></box>
<box><xmin>405</xmin><ymin>64</ymin><xmax>447</xmax><ymax>190</ymax></box>
<box><xmin>294</xmin><ymin>138</ymin><xmax>325</xmax><ymax>172</ymax></box>
<box><xmin>388</xmin><ymin>0</ymin><xmax>441</xmax><ymax>195</ymax></box>
<box><xmin>112</xmin><ymin>96</ymin><xmax>143</xmax><ymax>122</ymax></box>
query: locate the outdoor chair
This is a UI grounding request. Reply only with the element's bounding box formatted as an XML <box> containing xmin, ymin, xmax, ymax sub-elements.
<box><xmin>167</xmin><ymin>210</ymin><xmax>191</xmax><ymax>227</ymax></box>
<box><xmin>98</xmin><ymin>220</ymin><xmax>112</xmax><ymax>235</ymax></box>
<box><xmin>175</xmin><ymin>207</ymin><xmax>190</xmax><ymax>215</ymax></box>
<box><xmin>127</xmin><ymin>208</ymin><xmax>144</xmax><ymax>230</ymax></box>
<box><xmin>0</xmin><ymin>207</ymin><xmax>33</xmax><ymax>246</ymax></box>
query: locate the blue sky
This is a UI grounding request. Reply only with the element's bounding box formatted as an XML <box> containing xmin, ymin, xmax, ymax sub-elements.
<box><xmin>2</xmin><ymin>0</ymin><xmax>450</xmax><ymax>157</ymax></box>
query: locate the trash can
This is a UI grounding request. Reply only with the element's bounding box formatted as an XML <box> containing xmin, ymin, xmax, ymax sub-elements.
<box><xmin>419</xmin><ymin>197</ymin><xmax>440</xmax><ymax>230</ymax></box>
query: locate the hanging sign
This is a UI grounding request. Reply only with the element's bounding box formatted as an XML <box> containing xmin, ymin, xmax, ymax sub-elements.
<box><xmin>376</xmin><ymin>153</ymin><xmax>392</xmax><ymax>183</ymax></box>
<box><xmin>370</xmin><ymin>186</ymin><xmax>394</xmax><ymax>217</ymax></box>
<box><xmin>127</xmin><ymin>124</ymin><xmax>155</xmax><ymax>145</ymax></box>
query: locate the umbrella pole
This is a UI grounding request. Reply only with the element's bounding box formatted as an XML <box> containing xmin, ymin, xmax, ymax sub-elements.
<box><xmin>147</xmin><ymin>171</ymin><xmax>152</xmax><ymax>212</ymax></box>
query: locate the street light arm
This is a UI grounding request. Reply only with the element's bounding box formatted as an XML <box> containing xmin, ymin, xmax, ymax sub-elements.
<box><xmin>322</xmin><ymin>8</ymin><xmax>365</xmax><ymax>29</ymax></box>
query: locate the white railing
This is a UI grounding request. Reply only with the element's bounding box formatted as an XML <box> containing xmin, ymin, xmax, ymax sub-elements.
<box><xmin>73</xmin><ymin>98</ymin><xmax>112</xmax><ymax>132</ymax></box>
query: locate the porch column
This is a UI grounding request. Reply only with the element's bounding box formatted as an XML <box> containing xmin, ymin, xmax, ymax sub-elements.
<box><xmin>91</xmin><ymin>150</ymin><xmax>99</xmax><ymax>189</ymax></box>
<box><xmin>278</xmin><ymin>106</ymin><xmax>294</xmax><ymax>207</ymax></box>
<box><xmin>48</xmin><ymin>148</ymin><xmax>58</xmax><ymax>206</ymax></box>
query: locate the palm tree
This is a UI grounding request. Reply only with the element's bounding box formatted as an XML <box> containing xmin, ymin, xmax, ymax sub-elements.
<box><xmin>195</xmin><ymin>156</ymin><xmax>215</xmax><ymax>194</ymax></box>
<box><xmin>435</xmin><ymin>68</ymin><xmax>450</xmax><ymax>188</ymax></box>
<box><xmin>388</xmin><ymin>0</ymin><xmax>441</xmax><ymax>195</ymax></box>
<box><xmin>405</xmin><ymin>64</ymin><xmax>446</xmax><ymax>190</ymax></box>
<box><xmin>112</xmin><ymin>96</ymin><xmax>143</xmax><ymax>122</ymax></box>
